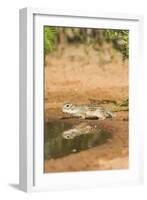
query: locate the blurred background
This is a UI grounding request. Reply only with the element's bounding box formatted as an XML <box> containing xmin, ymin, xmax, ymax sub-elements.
<box><xmin>44</xmin><ymin>27</ymin><xmax>129</xmax><ymax>60</ymax></box>
<box><xmin>44</xmin><ymin>27</ymin><xmax>129</xmax><ymax>120</ymax></box>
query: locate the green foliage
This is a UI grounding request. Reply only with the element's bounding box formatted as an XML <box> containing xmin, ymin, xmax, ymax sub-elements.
<box><xmin>104</xmin><ymin>30</ymin><xmax>129</xmax><ymax>59</ymax></box>
<box><xmin>44</xmin><ymin>26</ymin><xmax>56</xmax><ymax>56</ymax></box>
<box><xmin>112</xmin><ymin>97</ymin><xmax>129</xmax><ymax>112</ymax></box>
<box><xmin>88</xmin><ymin>97</ymin><xmax>129</xmax><ymax>112</ymax></box>
<box><xmin>44</xmin><ymin>26</ymin><xmax>129</xmax><ymax>60</ymax></box>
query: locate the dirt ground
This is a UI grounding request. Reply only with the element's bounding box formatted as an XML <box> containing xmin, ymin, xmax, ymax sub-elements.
<box><xmin>44</xmin><ymin>44</ymin><xmax>128</xmax><ymax>173</ymax></box>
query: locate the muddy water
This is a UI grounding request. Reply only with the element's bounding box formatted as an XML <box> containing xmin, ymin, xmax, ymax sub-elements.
<box><xmin>44</xmin><ymin>120</ymin><xmax>111</xmax><ymax>160</ymax></box>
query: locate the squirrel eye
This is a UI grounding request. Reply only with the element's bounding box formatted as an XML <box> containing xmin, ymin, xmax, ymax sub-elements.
<box><xmin>66</xmin><ymin>104</ymin><xmax>69</xmax><ymax>107</ymax></box>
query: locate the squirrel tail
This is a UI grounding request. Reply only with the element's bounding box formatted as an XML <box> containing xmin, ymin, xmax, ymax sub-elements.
<box><xmin>107</xmin><ymin>111</ymin><xmax>116</xmax><ymax>118</ymax></box>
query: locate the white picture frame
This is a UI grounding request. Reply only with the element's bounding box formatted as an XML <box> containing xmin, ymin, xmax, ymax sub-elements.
<box><xmin>19</xmin><ymin>7</ymin><xmax>144</xmax><ymax>192</ymax></box>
